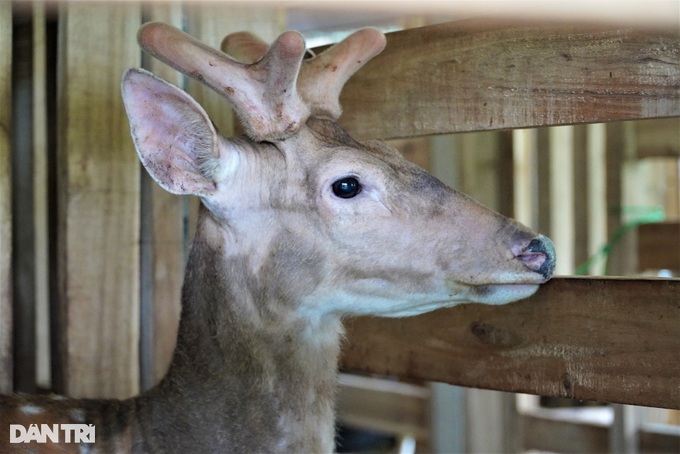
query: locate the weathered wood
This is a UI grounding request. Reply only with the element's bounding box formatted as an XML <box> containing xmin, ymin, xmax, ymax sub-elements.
<box><xmin>0</xmin><ymin>1</ymin><xmax>13</xmax><ymax>394</ymax></box>
<box><xmin>638</xmin><ymin>222</ymin><xmax>680</xmax><ymax>271</ymax></box>
<box><xmin>140</xmin><ymin>2</ymin><xmax>185</xmax><ymax>390</ymax></box>
<box><xmin>56</xmin><ymin>3</ymin><xmax>141</xmax><ymax>398</ymax></box>
<box><xmin>338</xmin><ymin>20</ymin><xmax>680</xmax><ymax>140</ymax></box>
<box><xmin>341</xmin><ymin>277</ymin><xmax>680</xmax><ymax>409</ymax></box>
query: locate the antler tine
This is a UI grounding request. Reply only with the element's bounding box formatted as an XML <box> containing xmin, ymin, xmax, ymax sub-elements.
<box><xmin>222</xmin><ymin>28</ymin><xmax>386</xmax><ymax>121</ymax></box>
<box><xmin>298</xmin><ymin>28</ymin><xmax>386</xmax><ymax>120</ymax></box>
<box><xmin>138</xmin><ymin>22</ymin><xmax>310</xmax><ymax>141</ymax></box>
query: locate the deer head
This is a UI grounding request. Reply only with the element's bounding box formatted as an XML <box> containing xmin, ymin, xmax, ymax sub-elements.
<box><xmin>121</xmin><ymin>23</ymin><xmax>555</xmax><ymax>325</ymax></box>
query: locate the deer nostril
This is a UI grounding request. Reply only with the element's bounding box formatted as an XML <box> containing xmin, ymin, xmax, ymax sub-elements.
<box><xmin>514</xmin><ymin>235</ymin><xmax>556</xmax><ymax>280</ymax></box>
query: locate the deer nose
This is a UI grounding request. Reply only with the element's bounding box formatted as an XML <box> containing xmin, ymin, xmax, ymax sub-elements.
<box><xmin>513</xmin><ymin>234</ymin><xmax>556</xmax><ymax>280</ymax></box>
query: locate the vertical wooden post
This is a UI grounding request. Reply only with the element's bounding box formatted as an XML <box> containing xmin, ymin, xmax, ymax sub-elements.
<box><xmin>140</xmin><ymin>2</ymin><xmax>185</xmax><ymax>390</ymax></box>
<box><xmin>513</xmin><ymin>129</ymin><xmax>538</xmax><ymax>229</ymax></box>
<box><xmin>606</xmin><ymin>122</ymin><xmax>638</xmax><ymax>276</ymax></box>
<box><xmin>56</xmin><ymin>3</ymin><xmax>141</xmax><ymax>398</ymax></box>
<box><xmin>459</xmin><ymin>132</ymin><xmax>501</xmax><ymax>209</ymax></box>
<box><xmin>549</xmin><ymin>126</ymin><xmax>575</xmax><ymax>274</ymax></box>
<box><xmin>33</xmin><ymin>1</ymin><xmax>51</xmax><ymax>391</ymax></box>
<box><xmin>572</xmin><ymin>126</ymin><xmax>588</xmax><ymax>269</ymax></box>
<box><xmin>0</xmin><ymin>1</ymin><xmax>13</xmax><ymax>394</ymax></box>
<box><xmin>586</xmin><ymin>123</ymin><xmax>607</xmax><ymax>275</ymax></box>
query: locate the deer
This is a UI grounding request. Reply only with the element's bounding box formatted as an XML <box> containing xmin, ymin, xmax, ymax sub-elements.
<box><xmin>0</xmin><ymin>22</ymin><xmax>556</xmax><ymax>453</ymax></box>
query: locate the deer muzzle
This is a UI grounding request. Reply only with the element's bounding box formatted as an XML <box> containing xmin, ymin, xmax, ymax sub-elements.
<box><xmin>511</xmin><ymin>234</ymin><xmax>556</xmax><ymax>281</ymax></box>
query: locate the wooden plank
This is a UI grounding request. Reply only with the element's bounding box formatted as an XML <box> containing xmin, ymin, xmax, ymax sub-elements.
<box><xmin>338</xmin><ymin>19</ymin><xmax>680</xmax><ymax>140</ymax></box>
<box><xmin>458</xmin><ymin>131</ymin><xmax>502</xmax><ymax>210</ymax></box>
<box><xmin>636</xmin><ymin>118</ymin><xmax>680</xmax><ymax>158</ymax></box>
<box><xmin>549</xmin><ymin>126</ymin><xmax>575</xmax><ymax>274</ymax></box>
<box><xmin>638</xmin><ymin>222</ymin><xmax>680</xmax><ymax>271</ymax></box>
<box><xmin>12</xmin><ymin>10</ymin><xmax>37</xmax><ymax>393</ymax></box>
<box><xmin>341</xmin><ymin>277</ymin><xmax>680</xmax><ymax>409</ymax></box>
<box><xmin>572</xmin><ymin>126</ymin><xmax>589</xmax><ymax>269</ymax></box>
<box><xmin>33</xmin><ymin>0</ymin><xmax>51</xmax><ymax>391</ymax></box>
<box><xmin>0</xmin><ymin>0</ymin><xmax>13</xmax><ymax>394</ymax></box>
<box><xmin>586</xmin><ymin>123</ymin><xmax>607</xmax><ymax>275</ymax></box>
<box><xmin>140</xmin><ymin>2</ymin><xmax>185</xmax><ymax>391</ymax></box>
<box><xmin>56</xmin><ymin>3</ymin><xmax>141</xmax><ymax>398</ymax></box>
<box><xmin>512</xmin><ymin>129</ymin><xmax>538</xmax><ymax>229</ymax></box>
<box><xmin>606</xmin><ymin>122</ymin><xmax>639</xmax><ymax>276</ymax></box>
<box><xmin>522</xmin><ymin>413</ymin><xmax>609</xmax><ymax>453</ymax></box>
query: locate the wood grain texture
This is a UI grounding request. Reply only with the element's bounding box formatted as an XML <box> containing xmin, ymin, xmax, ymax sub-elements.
<box><xmin>341</xmin><ymin>277</ymin><xmax>680</xmax><ymax>409</ymax></box>
<box><xmin>56</xmin><ymin>3</ymin><xmax>141</xmax><ymax>398</ymax></box>
<box><xmin>338</xmin><ymin>19</ymin><xmax>680</xmax><ymax>140</ymax></box>
<box><xmin>141</xmin><ymin>2</ymin><xmax>185</xmax><ymax>390</ymax></box>
<box><xmin>0</xmin><ymin>1</ymin><xmax>12</xmax><ymax>394</ymax></box>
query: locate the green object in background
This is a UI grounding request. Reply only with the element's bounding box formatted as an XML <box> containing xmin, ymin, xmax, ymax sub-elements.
<box><xmin>574</xmin><ymin>206</ymin><xmax>666</xmax><ymax>276</ymax></box>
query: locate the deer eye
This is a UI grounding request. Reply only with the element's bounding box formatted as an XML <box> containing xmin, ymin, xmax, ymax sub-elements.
<box><xmin>332</xmin><ymin>177</ymin><xmax>361</xmax><ymax>199</ymax></box>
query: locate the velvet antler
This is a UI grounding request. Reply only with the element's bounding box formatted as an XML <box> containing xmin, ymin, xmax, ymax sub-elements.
<box><xmin>138</xmin><ymin>22</ymin><xmax>309</xmax><ymax>141</ymax></box>
<box><xmin>222</xmin><ymin>28</ymin><xmax>386</xmax><ymax>120</ymax></box>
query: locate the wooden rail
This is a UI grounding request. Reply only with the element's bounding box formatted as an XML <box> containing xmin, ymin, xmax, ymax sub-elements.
<box><xmin>0</xmin><ymin>0</ymin><xmax>12</xmax><ymax>394</ymax></box>
<box><xmin>339</xmin><ymin>19</ymin><xmax>680</xmax><ymax>140</ymax></box>
<box><xmin>342</xmin><ymin>277</ymin><xmax>680</xmax><ymax>409</ymax></box>
<box><xmin>55</xmin><ymin>3</ymin><xmax>141</xmax><ymax>398</ymax></box>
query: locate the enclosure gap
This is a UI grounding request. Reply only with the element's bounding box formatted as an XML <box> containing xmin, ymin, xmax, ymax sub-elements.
<box><xmin>11</xmin><ymin>9</ymin><xmax>36</xmax><ymax>394</ymax></box>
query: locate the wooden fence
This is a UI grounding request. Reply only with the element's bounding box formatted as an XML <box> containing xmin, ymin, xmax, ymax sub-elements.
<box><xmin>1</xmin><ymin>0</ymin><xmax>678</xmax><ymax>419</ymax></box>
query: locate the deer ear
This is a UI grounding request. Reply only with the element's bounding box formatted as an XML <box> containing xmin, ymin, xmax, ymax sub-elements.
<box><xmin>121</xmin><ymin>68</ymin><xmax>220</xmax><ymax>196</ymax></box>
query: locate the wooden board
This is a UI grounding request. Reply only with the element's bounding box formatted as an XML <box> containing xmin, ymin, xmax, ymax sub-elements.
<box><xmin>56</xmin><ymin>3</ymin><xmax>141</xmax><ymax>398</ymax></box>
<box><xmin>140</xmin><ymin>2</ymin><xmax>185</xmax><ymax>391</ymax></box>
<box><xmin>636</xmin><ymin>118</ymin><xmax>680</xmax><ymax>158</ymax></box>
<box><xmin>338</xmin><ymin>19</ymin><xmax>680</xmax><ymax>140</ymax></box>
<box><xmin>0</xmin><ymin>1</ymin><xmax>12</xmax><ymax>394</ymax></box>
<box><xmin>341</xmin><ymin>277</ymin><xmax>680</xmax><ymax>409</ymax></box>
<box><xmin>638</xmin><ymin>222</ymin><xmax>680</xmax><ymax>271</ymax></box>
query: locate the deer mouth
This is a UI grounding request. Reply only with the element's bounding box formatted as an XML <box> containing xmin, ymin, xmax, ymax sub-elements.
<box><xmin>445</xmin><ymin>278</ymin><xmax>542</xmax><ymax>306</ymax></box>
<box><xmin>470</xmin><ymin>283</ymin><xmax>541</xmax><ymax>305</ymax></box>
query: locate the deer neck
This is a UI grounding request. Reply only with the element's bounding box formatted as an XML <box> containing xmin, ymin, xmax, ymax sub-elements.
<box><xmin>142</xmin><ymin>207</ymin><xmax>343</xmax><ymax>453</ymax></box>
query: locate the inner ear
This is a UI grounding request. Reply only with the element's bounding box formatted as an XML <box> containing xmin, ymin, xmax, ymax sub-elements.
<box><xmin>121</xmin><ymin>68</ymin><xmax>221</xmax><ymax>196</ymax></box>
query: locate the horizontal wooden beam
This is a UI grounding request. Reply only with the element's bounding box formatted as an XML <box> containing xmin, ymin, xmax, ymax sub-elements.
<box><xmin>341</xmin><ymin>277</ymin><xmax>680</xmax><ymax>409</ymax></box>
<box><xmin>338</xmin><ymin>19</ymin><xmax>680</xmax><ymax>140</ymax></box>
